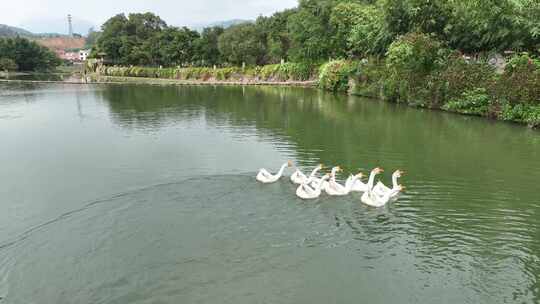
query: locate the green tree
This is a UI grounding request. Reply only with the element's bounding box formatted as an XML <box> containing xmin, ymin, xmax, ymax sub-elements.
<box><xmin>218</xmin><ymin>23</ymin><xmax>266</xmax><ymax>65</ymax></box>
<box><xmin>517</xmin><ymin>0</ymin><xmax>540</xmax><ymax>52</ymax></box>
<box><xmin>95</xmin><ymin>12</ymin><xmax>167</xmax><ymax>65</ymax></box>
<box><xmin>382</xmin><ymin>0</ymin><xmax>412</xmax><ymax>37</ymax></box>
<box><xmin>196</xmin><ymin>26</ymin><xmax>225</xmax><ymax>66</ymax></box>
<box><xmin>85</xmin><ymin>27</ymin><xmax>101</xmax><ymax>49</ymax></box>
<box><xmin>150</xmin><ymin>27</ymin><xmax>200</xmax><ymax>66</ymax></box>
<box><xmin>287</xmin><ymin>0</ymin><xmax>337</xmax><ymax>62</ymax></box>
<box><xmin>408</xmin><ymin>0</ymin><xmax>451</xmax><ymax>38</ymax></box>
<box><xmin>0</xmin><ymin>57</ymin><xmax>18</xmax><ymax>71</ymax></box>
<box><xmin>95</xmin><ymin>14</ymin><xmax>128</xmax><ymax>62</ymax></box>
<box><xmin>330</xmin><ymin>2</ymin><xmax>370</xmax><ymax>57</ymax></box>
<box><xmin>444</xmin><ymin>0</ymin><xmax>523</xmax><ymax>52</ymax></box>
<box><xmin>256</xmin><ymin>9</ymin><xmax>295</xmax><ymax>63</ymax></box>
<box><xmin>348</xmin><ymin>4</ymin><xmax>393</xmax><ymax>57</ymax></box>
<box><xmin>386</xmin><ymin>32</ymin><xmax>444</xmax><ymax>75</ymax></box>
<box><xmin>0</xmin><ymin>37</ymin><xmax>60</xmax><ymax>71</ymax></box>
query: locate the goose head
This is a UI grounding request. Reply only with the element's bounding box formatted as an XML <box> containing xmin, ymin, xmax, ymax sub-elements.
<box><xmin>394</xmin><ymin>170</ymin><xmax>405</xmax><ymax>178</ymax></box>
<box><xmin>330</xmin><ymin>166</ymin><xmax>341</xmax><ymax>175</ymax></box>
<box><xmin>372</xmin><ymin>167</ymin><xmax>384</xmax><ymax>175</ymax></box>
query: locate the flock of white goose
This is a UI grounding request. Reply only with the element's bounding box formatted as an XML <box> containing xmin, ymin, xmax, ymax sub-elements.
<box><xmin>256</xmin><ymin>161</ymin><xmax>405</xmax><ymax>207</ymax></box>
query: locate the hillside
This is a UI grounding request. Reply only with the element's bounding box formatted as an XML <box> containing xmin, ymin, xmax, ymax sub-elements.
<box><xmin>0</xmin><ymin>24</ymin><xmax>34</xmax><ymax>37</ymax></box>
<box><xmin>36</xmin><ymin>37</ymin><xmax>86</xmax><ymax>51</ymax></box>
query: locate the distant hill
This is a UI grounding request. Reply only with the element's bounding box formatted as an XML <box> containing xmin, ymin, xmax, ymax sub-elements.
<box><xmin>189</xmin><ymin>19</ymin><xmax>252</xmax><ymax>32</ymax></box>
<box><xmin>0</xmin><ymin>24</ymin><xmax>72</xmax><ymax>38</ymax></box>
<box><xmin>0</xmin><ymin>24</ymin><xmax>34</xmax><ymax>37</ymax></box>
<box><xmin>20</xmin><ymin>17</ymin><xmax>95</xmax><ymax>36</ymax></box>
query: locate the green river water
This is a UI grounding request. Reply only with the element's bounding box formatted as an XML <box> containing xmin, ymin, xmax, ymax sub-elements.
<box><xmin>0</xmin><ymin>83</ymin><xmax>539</xmax><ymax>303</ymax></box>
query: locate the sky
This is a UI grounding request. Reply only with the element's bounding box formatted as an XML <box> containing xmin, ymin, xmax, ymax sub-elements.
<box><xmin>0</xmin><ymin>0</ymin><xmax>298</xmax><ymax>34</ymax></box>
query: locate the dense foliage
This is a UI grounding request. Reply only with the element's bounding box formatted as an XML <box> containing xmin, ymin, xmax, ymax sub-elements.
<box><xmin>0</xmin><ymin>37</ymin><xmax>60</xmax><ymax>71</ymax></box>
<box><xmin>217</xmin><ymin>23</ymin><xmax>266</xmax><ymax>65</ymax></box>
<box><xmin>86</xmin><ymin>1</ymin><xmax>540</xmax><ymax>127</ymax></box>
<box><xmin>318</xmin><ymin>60</ymin><xmax>357</xmax><ymax>92</ymax></box>
<box><xmin>90</xmin><ymin>1</ymin><xmax>540</xmax><ymax>67</ymax></box>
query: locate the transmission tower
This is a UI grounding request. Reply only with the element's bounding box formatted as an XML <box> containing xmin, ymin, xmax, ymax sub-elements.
<box><xmin>68</xmin><ymin>14</ymin><xmax>73</xmax><ymax>37</ymax></box>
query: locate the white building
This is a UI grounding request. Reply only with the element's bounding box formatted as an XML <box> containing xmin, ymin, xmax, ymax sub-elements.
<box><xmin>79</xmin><ymin>49</ymin><xmax>91</xmax><ymax>61</ymax></box>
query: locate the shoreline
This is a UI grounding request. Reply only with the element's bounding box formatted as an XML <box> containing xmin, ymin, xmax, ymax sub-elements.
<box><xmin>0</xmin><ymin>77</ymin><xmax>317</xmax><ymax>87</ymax></box>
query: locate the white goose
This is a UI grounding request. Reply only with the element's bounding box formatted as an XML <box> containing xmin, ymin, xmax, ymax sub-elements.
<box><xmin>296</xmin><ymin>174</ymin><xmax>330</xmax><ymax>200</ymax></box>
<box><xmin>326</xmin><ymin>172</ymin><xmax>365</xmax><ymax>196</ymax></box>
<box><xmin>291</xmin><ymin>164</ymin><xmax>324</xmax><ymax>185</ymax></box>
<box><xmin>256</xmin><ymin>161</ymin><xmax>293</xmax><ymax>183</ymax></box>
<box><xmin>360</xmin><ymin>167</ymin><xmax>384</xmax><ymax>204</ymax></box>
<box><xmin>362</xmin><ymin>185</ymin><xmax>405</xmax><ymax>207</ymax></box>
<box><xmin>373</xmin><ymin>170</ymin><xmax>404</xmax><ymax>202</ymax></box>
<box><xmin>361</xmin><ymin>167</ymin><xmax>406</xmax><ymax>207</ymax></box>
<box><xmin>345</xmin><ymin>171</ymin><xmax>369</xmax><ymax>192</ymax></box>
<box><xmin>311</xmin><ymin>166</ymin><xmax>341</xmax><ymax>190</ymax></box>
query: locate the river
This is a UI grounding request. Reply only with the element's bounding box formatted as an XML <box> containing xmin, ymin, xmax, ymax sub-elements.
<box><xmin>1</xmin><ymin>83</ymin><xmax>539</xmax><ymax>303</ymax></box>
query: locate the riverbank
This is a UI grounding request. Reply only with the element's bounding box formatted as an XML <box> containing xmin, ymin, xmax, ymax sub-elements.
<box><xmin>89</xmin><ymin>75</ymin><xmax>317</xmax><ymax>87</ymax></box>
<box><xmin>87</xmin><ymin>52</ymin><xmax>540</xmax><ymax>129</ymax></box>
<box><xmin>0</xmin><ymin>77</ymin><xmax>316</xmax><ymax>88</ymax></box>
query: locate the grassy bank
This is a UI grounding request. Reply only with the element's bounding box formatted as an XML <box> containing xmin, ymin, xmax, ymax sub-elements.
<box><xmin>88</xmin><ymin>62</ymin><xmax>318</xmax><ymax>83</ymax></box>
<box><xmin>88</xmin><ymin>75</ymin><xmax>316</xmax><ymax>87</ymax></box>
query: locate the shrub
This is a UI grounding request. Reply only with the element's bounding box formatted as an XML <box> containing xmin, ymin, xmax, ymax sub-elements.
<box><xmin>0</xmin><ymin>57</ymin><xmax>18</xmax><ymax>71</ymax></box>
<box><xmin>259</xmin><ymin>63</ymin><xmax>316</xmax><ymax>81</ymax></box>
<box><xmin>318</xmin><ymin>60</ymin><xmax>358</xmax><ymax>92</ymax></box>
<box><xmin>260</xmin><ymin>64</ymin><xmax>280</xmax><ymax>80</ymax></box>
<box><xmin>442</xmin><ymin>88</ymin><xmax>491</xmax><ymax>116</ymax></box>
<box><xmin>384</xmin><ymin>33</ymin><xmax>448</xmax><ymax>105</ymax></box>
<box><xmin>438</xmin><ymin>54</ymin><xmax>497</xmax><ymax>101</ymax></box>
<box><xmin>525</xmin><ymin>106</ymin><xmax>540</xmax><ymax>128</ymax></box>
<box><xmin>500</xmin><ymin>103</ymin><xmax>540</xmax><ymax>128</ymax></box>
<box><xmin>349</xmin><ymin>58</ymin><xmax>386</xmax><ymax>98</ymax></box>
<box><xmin>386</xmin><ymin>33</ymin><xmax>445</xmax><ymax>76</ymax></box>
<box><xmin>498</xmin><ymin>53</ymin><xmax>540</xmax><ymax>106</ymax></box>
<box><xmin>286</xmin><ymin>62</ymin><xmax>317</xmax><ymax>81</ymax></box>
<box><xmin>84</xmin><ymin>59</ymin><xmax>100</xmax><ymax>73</ymax></box>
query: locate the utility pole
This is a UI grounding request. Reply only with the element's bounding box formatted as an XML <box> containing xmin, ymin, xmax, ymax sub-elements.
<box><xmin>68</xmin><ymin>14</ymin><xmax>73</xmax><ymax>37</ymax></box>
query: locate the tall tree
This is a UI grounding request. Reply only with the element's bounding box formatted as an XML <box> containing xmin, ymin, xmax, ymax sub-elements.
<box><xmin>255</xmin><ymin>9</ymin><xmax>295</xmax><ymax>63</ymax></box>
<box><xmin>444</xmin><ymin>0</ymin><xmax>523</xmax><ymax>52</ymax></box>
<box><xmin>348</xmin><ymin>4</ymin><xmax>392</xmax><ymax>57</ymax></box>
<box><xmin>0</xmin><ymin>37</ymin><xmax>60</xmax><ymax>71</ymax></box>
<box><xmin>286</xmin><ymin>0</ymin><xmax>338</xmax><ymax>62</ymax></box>
<box><xmin>218</xmin><ymin>23</ymin><xmax>266</xmax><ymax>65</ymax></box>
<box><xmin>196</xmin><ymin>26</ymin><xmax>225</xmax><ymax>66</ymax></box>
<box><xmin>95</xmin><ymin>12</ymin><xmax>167</xmax><ymax>65</ymax></box>
<box><xmin>330</xmin><ymin>2</ymin><xmax>367</xmax><ymax>57</ymax></box>
<box><xmin>150</xmin><ymin>27</ymin><xmax>200</xmax><ymax>66</ymax></box>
